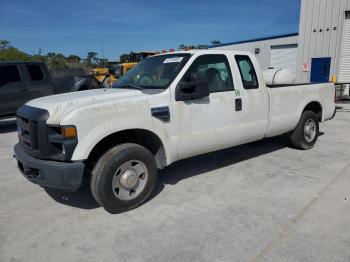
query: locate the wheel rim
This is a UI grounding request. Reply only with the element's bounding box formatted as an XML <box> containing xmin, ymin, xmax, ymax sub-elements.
<box><xmin>304</xmin><ymin>119</ymin><xmax>317</xmax><ymax>142</ymax></box>
<box><xmin>112</xmin><ymin>160</ymin><xmax>148</xmax><ymax>201</ymax></box>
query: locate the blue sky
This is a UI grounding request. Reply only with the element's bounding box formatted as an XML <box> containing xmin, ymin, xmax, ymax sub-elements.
<box><xmin>0</xmin><ymin>0</ymin><xmax>301</xmax><ymax>61</ymax></box>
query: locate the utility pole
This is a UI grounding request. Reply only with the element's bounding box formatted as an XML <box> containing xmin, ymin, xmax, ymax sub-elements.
<box><xmin>101</xmin><ymin>41</ymin><xmax>104</xmax><ymax>60</ymax></box>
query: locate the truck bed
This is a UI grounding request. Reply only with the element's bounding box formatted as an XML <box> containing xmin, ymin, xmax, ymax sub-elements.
<box><xmin>266</xmin><ymin>82</ymin><xmax>335</xmax><ymax>138</ymax></box>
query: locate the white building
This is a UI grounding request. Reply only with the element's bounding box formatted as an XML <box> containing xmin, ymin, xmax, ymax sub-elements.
<box><xmin>211</xmin><ymin>33</ymin><xmax>299</xmax><ymax>80</ymax></box>
<box><xmin>211</xmin><ymin>0</ymin><xmax>350</xmax><ymax>84</ymax></box>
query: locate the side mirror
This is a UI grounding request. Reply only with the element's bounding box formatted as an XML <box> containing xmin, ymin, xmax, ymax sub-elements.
<box><xmin>175</xmin><ymin>72</ymin><xmax>209</xmax><ymax>101</ymax></box>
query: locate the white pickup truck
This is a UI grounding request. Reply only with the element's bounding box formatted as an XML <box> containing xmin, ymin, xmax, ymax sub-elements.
<box><xmin>14</xmin><ymin>50</ymin><xmax>336</xmax><ymax>213</ymax></box>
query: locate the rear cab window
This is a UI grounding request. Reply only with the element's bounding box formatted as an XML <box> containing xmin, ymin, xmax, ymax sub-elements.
<box><xmin>26</xmin><ymin>64</ymin><xmax>45</xmax><ymax>81</ymax></box>
<box><xmin>0</xmin><ymin>65</ymin><xmax>22</xmax><ymax>87</ymax></box>
<box><xmin>235</xmin><ymin>55</ymin><xmax>259</xmax><ymax>89</ymax></box>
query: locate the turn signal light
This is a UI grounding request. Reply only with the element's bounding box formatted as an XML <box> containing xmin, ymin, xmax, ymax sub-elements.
<box><xmin>61</xmin><ymin>126</ymin><xmax>77</xmax><ymax>138</ymax></box>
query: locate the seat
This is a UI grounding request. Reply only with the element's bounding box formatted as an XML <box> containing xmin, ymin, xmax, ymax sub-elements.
<box><xmin>206</xmin><ymin>68</ymin><xmax>226</xmax><ymax>92</ymax></box>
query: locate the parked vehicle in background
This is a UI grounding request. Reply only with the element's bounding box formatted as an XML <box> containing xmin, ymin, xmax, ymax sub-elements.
<box><xmin>0</xmin><ymin>61</ymin><xmax>99</xmax><ymax>119</ymax></box>
<box><xmin>14</xmin><ymin>50</ymin><xmax>336</xmax><ymax>213</ymax></box>
<box><xmin>92</xmin><ymin>61</ymin><xmax>118</xmax><ymax>88</ymax></box>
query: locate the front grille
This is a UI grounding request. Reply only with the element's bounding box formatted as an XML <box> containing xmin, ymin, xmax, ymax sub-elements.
<box><xmin>16</xmin><ymin>105</ymin><xmax>49</xmax><ymax>158</ymax></box>
<box><xmin>17</xmin><ymin>116</ymin><xmax>38</xmax><ymax>150</ymax></box>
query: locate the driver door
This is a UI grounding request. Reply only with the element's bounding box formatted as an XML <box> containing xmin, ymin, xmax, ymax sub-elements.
<box><xmin>174</xmin><ymin>54</ymin><xmax>244</xmax><ymax>160</ymax></box>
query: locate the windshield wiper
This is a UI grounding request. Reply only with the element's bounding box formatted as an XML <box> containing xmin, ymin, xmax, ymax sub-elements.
<box><xmin>115</xmin><ymin>84</ymin><xmax>143</xmax><ymax>90</ymax></box>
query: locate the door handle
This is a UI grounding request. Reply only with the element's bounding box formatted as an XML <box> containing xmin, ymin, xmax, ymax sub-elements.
<box><xmin>235</xmin><ymin>98</ymin><xmax>242</xmax><ymax>111</ymax></box>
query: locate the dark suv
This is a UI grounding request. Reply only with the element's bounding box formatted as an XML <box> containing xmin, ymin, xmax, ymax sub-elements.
<box><xmin>0</xmin><ymin>62</ymin><xmax>98</xmax><ymax>119</ymax></box>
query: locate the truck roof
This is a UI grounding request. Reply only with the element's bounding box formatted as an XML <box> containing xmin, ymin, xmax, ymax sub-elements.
<box><xmin>0</xmin><ymin>61</ymin><xmax>46</xmax><ymax>66</ymax></box>
<box><xmin>153</xmin><ymin>49</ymin><xmax>253</xmax><ymax>57</ymax></box>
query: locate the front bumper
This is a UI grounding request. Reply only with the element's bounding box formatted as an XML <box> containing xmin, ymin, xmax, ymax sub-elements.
<box><xmin>14</xmin><ymin>143</ymin><xmax>84</xmax><ymax>191</ymax></box>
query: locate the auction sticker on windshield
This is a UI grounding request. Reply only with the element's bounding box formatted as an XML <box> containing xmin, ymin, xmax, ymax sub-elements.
<box><xmin>163</xmin><ymin>57</ymin><xmax>184</xmax><ymax>63</ymax></box>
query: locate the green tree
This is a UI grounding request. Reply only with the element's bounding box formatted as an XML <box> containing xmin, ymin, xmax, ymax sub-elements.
<box><xmin>67</xmin><ymin>55</ymin><xmax>81</xmax><ymax>63</ymax></box>
<box><xmin>178</xmin><ymin>44</ymin><xmax>186</xmax><ymax>50</ymax></box>
<box><xmin>120</xmin><ymin>53</ymin><xmax>129</xmax><ymax>63</ymax></box>
<box><xmin>49</xmin><ymin>57</ymin><xmax>66</xmax><ymax>68</ymax></box>
<box><xmin>178</xmin><ymin>44</ymin><xmax>208</xmax><ymax>50</ymax></box>
<box><xmin>55</xmin><ymin>53</ymin><xmax>66</xmax><ymax>59</ymax></box>
<box><xmin>46</xmin><ymin>53</ymin><xmax>67</xmax><ymax>68</ymax></box>
<box><xmin>30</xmin><ymin>55</ymin><xmax>47</xmax><ymax>62</ymax></box>
<box><xmin>196</xmin><ymin>44</ymin><xmax>209</xmax><ymax>49</ymax></box>
<box><xmin>0</xmin><ymin>47</ymin><xmax>29</xmax><ymax>61</ymax></box>
<box><xmin>0</xmin><ymin>40</ymin><xmax>10</xmax><ymax>50</ymax></box>
<box><xmin>211</xmin><ymin>40</ymin><xmax>222</xmax><ymax>46</ymax></box>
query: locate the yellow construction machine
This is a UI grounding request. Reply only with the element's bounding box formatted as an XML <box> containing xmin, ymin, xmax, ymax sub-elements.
<box><xmin>115</xmin><ymin>51</ymin><xmax>156</xmax><ymax>79</ymax></box>
<box><xmin>92</xmin><ymin>61</ymin><xmax>118</xmax><ymax>88</ymax></box>
<box><xmin>92</xmin><ymin>52</ymin><xmax>156</xmax><ymax>88</ymax></box>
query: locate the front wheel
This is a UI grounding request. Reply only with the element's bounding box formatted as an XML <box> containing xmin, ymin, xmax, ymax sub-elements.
<box><xmin>90</xmin><ymin>143</ymin><xmax>157</xmax><ymax>213</ymax></box>
<box><xmin>290</xmin><ymin>110</ymin><xmax>319</xmax><ymax>150</ymax></box>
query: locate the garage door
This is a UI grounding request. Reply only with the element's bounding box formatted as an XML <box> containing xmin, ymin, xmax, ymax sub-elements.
<box><xmin>270</xmin><ymin>44</ymin><xmax>298</xmax><ymax>80</ymax></box>
<box><xmin>338</xmin><ymin>12</ymin><xmax>350</xmax><ymax>83</ymax></box>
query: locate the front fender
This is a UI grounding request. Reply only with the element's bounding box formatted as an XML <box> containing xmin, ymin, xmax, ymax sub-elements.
<box><xmin>59</xmin><ymin>100</ymin><xmax>176</xmax><ymax>166</ymax></box>
<box><xmin>73</xmin><ymin>125</ymin><xmax>174</xmax><ymax>166</ymax></box>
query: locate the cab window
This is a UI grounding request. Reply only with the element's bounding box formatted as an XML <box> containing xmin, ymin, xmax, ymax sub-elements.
<box><xmin>235</xmin><ymin>55</ymin><xmax>259</xmax><ymax>89</ymax></box>
<box><xmin>26</xmin><ymin>65</ymin><xmax>44</xmax><ymax>81</ymax></box>
<box><xmin>181</xmin><ymin>55</ymin><xmax>234</xmax><ymax>93</ymax></box>
<box><xmin>0</xmin><ymin>65</ymin><xmax>21</xmax><ymax>87</ymax></box>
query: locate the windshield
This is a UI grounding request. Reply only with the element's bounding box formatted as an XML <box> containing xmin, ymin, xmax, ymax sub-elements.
<box><xmin>113</xmin><ymin>53</ymin><xmax>191</xmax><ymax>90</ymax></box>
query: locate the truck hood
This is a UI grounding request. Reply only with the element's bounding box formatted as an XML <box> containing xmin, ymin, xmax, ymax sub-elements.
<box><xmin>26</xmin><ymin>88</ymin><xmax>146</xmax><ymax>124</ymax></box>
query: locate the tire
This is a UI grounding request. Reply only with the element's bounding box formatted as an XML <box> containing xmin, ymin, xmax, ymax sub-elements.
<box><xmin>77</xmin><ymin>79</ymin><xmax>99</xmax><ymax>91</ymax></box>
<box><xmin>90</xmin><ymin>143</ymin><xmax>157</xmax><ymax>213</ymax></box>
<box><xmin>78</xmin><ymin>85</ymin><xmax>88</xmax><ymax>91</ymax></box>
<box><xmin>290</xmin><ymin>110</ymin><xmax>319</xmax><ymax>150</ymax></box>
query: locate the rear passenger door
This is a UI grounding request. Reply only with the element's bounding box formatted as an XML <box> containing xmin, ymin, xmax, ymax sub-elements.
<box><xmin>0</xmin><ymin>64</ymin><xmax>27</xmax><ymax>116</ymax></box>
<box><xmin>234</xmin><ymin>55</ymin><xmax>269</xmax><ymax>140</ymax></box>
<box><xmin>23</xmin><ymin>64</ymin><xmax>53</xmax><ymax>101</ymax></box>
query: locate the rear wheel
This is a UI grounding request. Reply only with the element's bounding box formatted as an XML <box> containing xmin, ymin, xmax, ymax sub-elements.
<box><xmin>290</xmin><ymin>110</ymin><xmax>319</xmax><ymax>150</ymax></box>
<box><xmin>90</xmin><ymin>143</ymin><xmax>157</xmax><ymax>213</ymax></box>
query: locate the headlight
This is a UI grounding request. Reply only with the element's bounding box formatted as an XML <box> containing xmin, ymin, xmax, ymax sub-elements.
<box><xmin>47</xmin><ymin>125</ymin><xmax>78</xmax><ymax>161</ymax></box>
